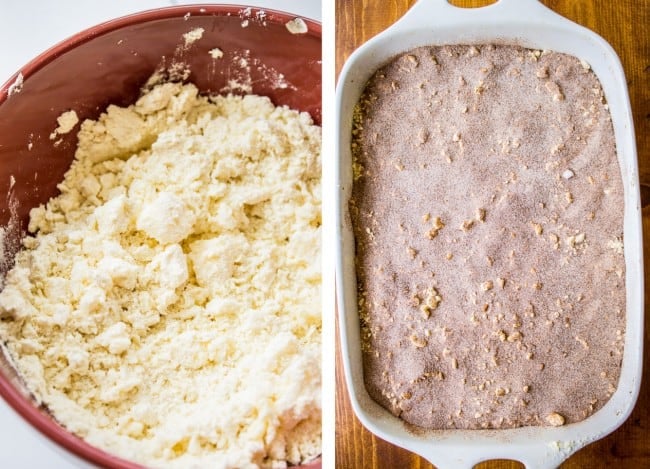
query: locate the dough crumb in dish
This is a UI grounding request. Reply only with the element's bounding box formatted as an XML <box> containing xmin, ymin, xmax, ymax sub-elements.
<box><xmin>546</xmin><ymin>412</ymin><xmax>566</xmax><ymax>426</ymax></box>
<box><xmin>351</xmin><ymin>44</ymin><xmax>624</xmax><ymax>430</ymax></box>
<box><xmin>0</xmin><ymin>82</ymin><xmax>321</xmax><ymax>467</ymax></box>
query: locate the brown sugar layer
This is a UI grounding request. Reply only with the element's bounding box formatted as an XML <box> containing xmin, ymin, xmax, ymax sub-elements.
<box><xmin>350</xmin><ymin>45</ymin><xmax>625</xmax><ymax>430</ymax></box>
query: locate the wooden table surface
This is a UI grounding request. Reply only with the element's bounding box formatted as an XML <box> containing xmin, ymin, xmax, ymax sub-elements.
<box><xmin>335</xmin><ymin>1</ymin><xmax>650</xmax><ymax>468</ymax></box>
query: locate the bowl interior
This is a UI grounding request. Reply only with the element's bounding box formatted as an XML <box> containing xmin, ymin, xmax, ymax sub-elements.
<box><xmin>0</xmin><ymin>5</ymin><xmax>321</xmax><ymax>468</ymax></box>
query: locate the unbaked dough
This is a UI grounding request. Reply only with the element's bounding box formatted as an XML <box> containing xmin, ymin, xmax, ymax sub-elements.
<box><xmin>0</xmin><ymin>82</ymin><xmax>321</xmax><ymax>468</ymax></box>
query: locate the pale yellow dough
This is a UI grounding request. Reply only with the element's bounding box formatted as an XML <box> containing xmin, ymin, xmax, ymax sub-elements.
<box><xmin>0</xmin><ymin>82</ymin><xmax>321</xmax><ymax>468</ymax></box>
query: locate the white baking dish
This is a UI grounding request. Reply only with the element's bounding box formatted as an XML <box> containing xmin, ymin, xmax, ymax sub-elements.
<box><xmin>335</xmin><ymin>0</ymin><xmax>643</xmax><ymax>467</ymax></box>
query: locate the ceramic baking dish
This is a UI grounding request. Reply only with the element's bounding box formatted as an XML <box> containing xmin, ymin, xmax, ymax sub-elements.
<box><xmin>335</xmin><ymin>0</ymin><xmax>643</xmax><ymax>467</ymax></box>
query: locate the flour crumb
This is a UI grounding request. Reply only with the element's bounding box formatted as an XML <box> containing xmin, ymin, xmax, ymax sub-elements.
<box><xmin>49</xmin><ymin>110</ymin><xmax>79</xmax><ymax>140</ymax></box>
<box><xmin>209</xmin><ymin>47</ymin><xmax>224</xmax><ymax>59</ymax></box>
<box><xmin>182</xmin><ymin>27</ymin><xmax>204</xmax><ymax>46</ymax></box>
<box><xmin>7</xmin><ymin>72</ymin><xmax>23</xmax><ymax>96</ymax></box>
<box><xmin>136</xmin><ymin>191</ymin><xmax>196</xmax><ymax>244</ymax></box>
<box><xmin>562</xmin><ymin>169</ymin><xmax>575</xmax><ymax>179</ymax></box>
<box><xmin>546</xmin><ymin>412</ymin><xmax>566</xmax><ymax>426</ymax></box>
<box><xmin>286</xmin><ymin>18</ymin><xmax>308</xmax><ymax>34</ymax></box>
<box><xmin>608</xmin><ymin>237</ymin><xmax>624</xmax><ymax>254</ymax></box>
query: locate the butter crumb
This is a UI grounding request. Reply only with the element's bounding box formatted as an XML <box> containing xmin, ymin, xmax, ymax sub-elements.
<box><xmin>183</xmin><ymin>27</ymin><xmax>204</xmax><ymax>46</ymax></box>
<box><xmin>562</xmin><ymin>169</ymin><xmax>575</xmax><ymax>179</ymax></box>
<box><xmin>286</xmin><ymin>18</ymin><xmax>308</xmax><ymax>34</ymax></box>
<box><xmin>462</xmin><ymin>219</ymin><xmax>474</xmax><ymax>231</ymax></box>
<box><xmin>7</xmin><ymin>72</ymin><xmax>24</xmax><ymax>96</ymax></box>
<box><xmin>410</xmin><ymin>335</ymin><xmax>428</xmax><ymax>348</ymax></box>
<box><xmin>426</xmin><ymin>217</ymin><xmax>445</xmax><ymax>239</ymax></box>
<box><xmin>49</xmin><ymin>110</ymin><xmax>79</xmax><ymax>140</ymax></box>
<box><xmin>545</xmin><ymin>81</ymin><xmax>565</xmax><ymax>101</ymax></box>
<box><xmin>420</xmin><ymin>287</ymin><xmax>442</xmax><ymax>319</ymax></box>
<box><xmin>546</xmin><ymin>412</ymin><xmax>566</xmax><ymax>426</ymax></box>
<box><xmin>608</xmin><ymin>237</ymin><xmax>624</xmax><ymax>254</ymax></box>
<box><xmin>209</xmin><ymin>47</ymin><xmax>224</xmax><ymax>59</ymax></box>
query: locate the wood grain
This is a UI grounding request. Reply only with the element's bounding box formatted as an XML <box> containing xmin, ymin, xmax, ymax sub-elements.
<box><xmin>335</xmin><ymin>1</ymin><xmax>650</xmax><ymax>468</ymax></box>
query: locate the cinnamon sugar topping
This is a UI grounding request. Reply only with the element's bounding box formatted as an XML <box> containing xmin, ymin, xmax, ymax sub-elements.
<box><xmin>351</xmin><ymin>44</ymin><xmax>625</xmax><ymax>430</ymax></box>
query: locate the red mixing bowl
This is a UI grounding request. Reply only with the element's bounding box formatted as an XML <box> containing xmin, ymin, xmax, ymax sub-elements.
<box><xmin>0</xmin><ymin>5</ymin><xmax>321</xmax><ymax>468</ymax></box>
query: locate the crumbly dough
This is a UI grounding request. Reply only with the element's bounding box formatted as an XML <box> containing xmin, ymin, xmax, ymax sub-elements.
<box><xmin>0</xmin><ymin>82</ymin><xmax>321</xmax><ymax>467</ymax></box>
<box><xmin>49</xmin><ymin>110</ymin><xmax>79</xmax><ymax>140</ymax></box>
<box><xmin>209</xmin><ymin>47</ymin><xmax>225</xmax><ymax>59</ymax></box>
<box><xmin>285</xmin><ymin>18</ymin><xmax>308</xmax><ymax>35</ymax></box>
<box><xmin>351</xmin><ymin>45</ymin><xmax>625</xmax><ymax>430</ymax></box>
<box><xmin>182</xmin><ymin>27</ymin><xmax>204</xmax><ymax>46</ymax></box>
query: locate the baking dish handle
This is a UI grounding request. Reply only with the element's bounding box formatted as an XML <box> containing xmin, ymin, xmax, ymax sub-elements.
<box><xmin>418</xmin><ymin>440</ymin><xmax>572</xmax><ymax>469</ymax></box>
<box><xmin>395</xmin><ymin>0</ymin><xmax>571</xmax><ymax>28</ymax></box>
